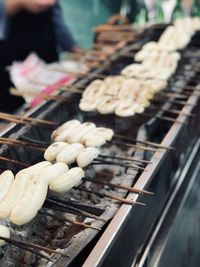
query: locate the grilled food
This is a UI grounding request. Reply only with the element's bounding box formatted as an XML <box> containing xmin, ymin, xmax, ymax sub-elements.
<box><xmin>49</xmin><ymin>167</ymin><xmax>85</xmax><ymax>193</ymax></box>
<box><xmin>0</xmin><ymin>225</ymin><xmax>10</xmax><ymax>247</ymax></box>
<box><xmin>77</xmin><ymin>147</ymin><xmax>100</xmax><ymax>168</ymax></box>
<box><xmin>10</xmin><ymin>175</ymin><xmax>48</xmax><ymax>226</ymax></box>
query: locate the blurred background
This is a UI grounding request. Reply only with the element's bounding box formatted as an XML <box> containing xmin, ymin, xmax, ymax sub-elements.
<box><xmin>60</xmin><ymin>0</ymin><xmax>200</xmax><ymax>48</ymax></box>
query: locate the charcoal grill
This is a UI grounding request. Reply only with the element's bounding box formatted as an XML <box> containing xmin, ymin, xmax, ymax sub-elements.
<box><xmin>0</xmin><ymin>24</ymin><xmax>199</xmax><ymax>267</ymax></box>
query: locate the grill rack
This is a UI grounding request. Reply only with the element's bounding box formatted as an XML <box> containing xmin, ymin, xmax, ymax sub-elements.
<box><xmin>0</xmin><ymin>25</ymin><xmax>199</xmax><ymax>266</ymax></box>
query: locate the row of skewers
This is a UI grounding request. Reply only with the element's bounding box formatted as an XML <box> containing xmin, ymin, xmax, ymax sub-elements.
<box><xmin>79</xmin><ymin>17</ymin><xmax>200</xmax><ymax>117</ymax></box>
<box><xmin>0</xmin><ymin>117</ymin><xmax>161</xmax><ymax>262</ymax></box>
<box><xmin>0</xmin><ymin>116</ymin><xmax>174</xmax><ymax>223</ymax></box>
<box><xmin>79</xmin><ymin>77</ymin><xmax>168</xmax><ymax>116</ymax></box>
<box><xmin>6</xmin><ymin>18</ymin><xmax>200</xmax><ymax>125</ymax></box>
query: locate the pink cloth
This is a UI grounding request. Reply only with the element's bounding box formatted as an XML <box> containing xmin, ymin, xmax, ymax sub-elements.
<box><xmin>30</xmin><ymin>76</ymin><xmax>73</xmax><ymax>108</ymax></box>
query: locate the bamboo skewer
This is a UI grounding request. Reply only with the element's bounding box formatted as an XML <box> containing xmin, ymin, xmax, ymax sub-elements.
<box><xmin>95</xmin><ymin>24</ymin><xmax>134</xmax><ymax>32</ymax></box>
<box><xmin>0</xmin><ymin>111</ymin><xmax>57</xmax><ymax>126</ymax></box>
<box><xmin>0</xmin><ymin>112</ymin><xmax>57</xmax><ymax>126</ymax></box>
<box><xmin>1</xmin><ymin>237</ymin><xmax>53</xmax><ymax>261</ymax></box>
<box><xmin>152</xmin><ymin>97</ymin><xmax>194</xmax><ymax>106</ymax></box>
<box><xmin>0</xmin><ymin>156</ymin><xmax>30</xmax><ymax>167</ymax></box>
<box><xmin>141</xmin><ymin>113</ymin><xmax>186</xmax><ymax>124</ymax></box>
<box><xmin>48</xmin><ymin>196</ymin><xmax>105</xmax><ymax>215</ymax></box>
<box><xmin>159</xmin><ymin>92</ymin><xmax>189</xmax><ymax>99</ymax></box>
<box><xmin>109</xmin><ymin>140</ymin><xmax>158</xmax><ymax>152</ymax></box>
<box><xmin>10</xmin><ymin>88</ymin><xmax>69</xmax><ymax>102</ymax></box>
<box><xmin>74</xmin><ymin>187</ymin><xmax>145</xmax><ymax>206</ymax></box>
<box><xmin>183</xmin><ymin>77</ymin><xmax>200</xmax><ymax>83</ymax></box>
<box><xmin>114</xmin><ymin>134</ymin><xmax>175</xmax><ymax>150</ymax></box>
<box><xmin>0</xmin><ymin>137</ymin><xmax>47</xmax><ymax>148</ymax></box>
<box><xmin>62</xmin><ymin>84</ymin><xmax>85</xmax><ymax>91</ymax></box>
<box><xmin>60</xmin><ymin>86</ymin><xmax>83</xmax><ymax>94</ymax></box>
<box><xmin>78</xmin><ymin>72</ymin><xmax>107</xmax><ymax>79</ymax></box>
<box><xmin>84</xmin><ymin>177</ymin><xmax>154</xmax><ymax>195</ymax></box>
<box><xmin>0</xmin><ymin>115</ymin><xmax>20</xmax><ymax>124</ymax></box>
<box><xmin>39</xmin><ymin>210</ymin><xmax>101</xmax><ymax>231</ymax></box>
<box><xmin>46</xmin><ymin>198</ymin><xmax>106</xmax><ymax>222</ymax></box>
<box><xmin>0</xmin><ymin>236</ymin><xmax>68</xmax><ymax>258</ymax></box>
<box><xmin>149</xmin><ymin>106</ymin><xmax>195</xmax><ymax>117</ymax></box>
<box><xmin>0</xmin><ymin>138</ymin><xmax>46</xmax><ymax>152</ymax></box>
<box><xmin>47</xmin><ymin>67</ymin><xmax>88</xmax><ymax>78</ymax></box>
<box><xmin>165</xmin><ymin>108</ymin><xmax>195</xmax><ymax>117</ymax></box>
<box><xmin>92</xmin><ymin>159</ymin><xmax>145</xmax><ymax>171</ymax></box>
<box><xmin>47</xmin><ymin>66</ymin><xmax>107</xmax><ymax>80</ymax></box>
<box><xmin>99</xmin><ymin>154</ymin><xmax>152</xmax><ymax>164</ymax></box>
<box><xmin>175</xmin><ymin>87</ymin><xmax>200</xmax><ymax>94</ymax></box>
<box><xmin>169</xmin><ymin>84</ymin><xmax>197</xmax><ymax>91</ymax></box>
<box><xmin>154</xmin><ymin>115</ymin><xmax>186</xmax><ymax>124</ymax></box>
<box><xmin>171</xmin><ymin>88</ymin><xmax>200</xmax><ymax>96</ymax></box>
<box><xmin>19</xmin><ymin>136</ymin><xmax>49</xmax><ymax>146</ymax></box>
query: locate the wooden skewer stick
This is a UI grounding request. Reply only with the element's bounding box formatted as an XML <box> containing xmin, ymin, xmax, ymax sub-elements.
<box><xmin>47</xmin><ymin>65</ymin><xmax>107</xmax><ymax>80</ymax></box>
<box><xmin>83</xmin><ymin>61</ymin><xmax>104</xmax><ymax>69</ymax></box>
<box><xmin>86</xmin><ymin>49</ymin><xmax>112</xmax><ymax>57</ymax></box>
<box><xmin>10</xmin><ymin>88</ymin><xmax>69</xmax><ymax>102</ymax></box>
<box><xmin>0</xmin><ymin>137</ymin><xmax>47</xmax><ymax>149</ymax></box>
<box><xmin>46</xmin><ymin>198</ymin><xmax>106</xmax><ymax>222</ymax></box>
<box><xmin>0</xmin><ymin>111</ymin><xmax>57</xmax><ymax>127</ymax></box>
<box><xmin>60</xmin><ymin>86</ymin><xmax>83</xmax><ymax>94</ymax></box>
<box><xmin>0</xmin><ymin>237</ymin><xmax>53</xmax><ymax>261</ymax></box>
<box><xmin>39</xmin><ymin>210</ymin><xmax>101</xmax><ymax>231</ymax></box>
<box><xmin>141</xmin><ymin>113</ymin><xmax>186</xmax><ymax>125</ymax></box>
<box><xmin>0</xmin><ymin>138</ymin><xmax>46</xmax><ymax>152</ymax></box>
<box><xmin>184</xmin><ymin>77</ymin><xmax>200</xmax><ymax>83</ymax></box>
<box><xmin>0</xmin><ymin>112</ymin><xmax>57</xmax><ymax>126</ymax></box>
<box><xmin>150</xmin><ymin>106</ymin><xmax>195</xmax><ymax>117</ymax></box>
<box><xmin>0</xmin><ymin>156</ymin><xmax>30</xmax><ymax>167</ymax></box>
<box><xmin>84</xmin><ymin>177</ymin><xmax>154</xmax><ymax>195</ymax></box>
<box><xmin>159</xmin><ymin>92</ymin><xmax>189</xmax><ymax>99</ymax></box>
<box><xmin>20</xmin><ymin>136</ymin><xmax>49</xmax><ymax>146</ymax></box>
<box><xmin>95</xmin><ymin>24</ymin><xmax>134</xmax><ymax>32</ymax></box>
<box><xmin>152</xmin><ymin>98</ymin><xmax>194</xmax><ymax>106</ymax></box>
<box><xmin>62</xmin><ymin>83</ymin><xmax>85</xmax><ymax>91</ymax></box>
<box><xmin>49</xmin><ymin>196</ymin><xmax>105</xmax><ymax>214</ymax></box>
<box><xmin>119</xmin><ymin>52</ymin><xmax>136</xmax><ymax>58</ymax></box>
<box><xmin>109</xmin><ymin>140</ymin><xmax>158</xmax><ymax>152</ymax></box>
<box><xmin>0</xmin><ymin>236</ymin><xmax>68</xmax><ymax>257</ymax></box>
<box><xmin>47</xmin><ymin>67</ymin><xmax>87</xmax><ymax>78</ymax></box>
<box><xmin>174</xmin><ymin>75</ymin><xmax>200</xmax><ymax>83</ymax></box>
<box><xmin>166</xmin><ymin>108</ymin><xmax>195</xmax><ymax>117</ymax></box>
<box><xmin>172</xmin><ymin>87</ymin><xmax>200</xmax><ymax>95</ymax></box>
<box><xmin>73</xmin><ymin>71</ymin><xmax>106</xmax><ymax>80</ymax></box>
<box><xmin>169</xmin><ymin>83</ymin><xmax>200</xmax><ymax>91</ymax></box>
<box><xmin>88</xmin><ymin>72</ymin><xmax>108</xmax><ymax>79</ymax></box>
<box><xmin>75</xmin><ymin>187</ymin><xmax>146</xmax><ymax>206</ymax></box>
<box><xmin>92</xmin><ymin>159</ymin><xmax>145</xmax><ymax>171</ymax></box>
<box><xmin>99</xmin><ymin>154</ymin><xmax>152</xmax><ymax>164</ymax></box>
<box><xmin>169</xmin><ymin>84</ymin><xmax>192</xmax><ymax>90</ymax></box>
<box><xmin>0</xmin><ymin>115</ymin><xmax>49</xmax><ymax>126</ymax></box>
<box><xmin>114</xmin><ymin>134</ymin><xmax>175</xmax><ymax>150</ymax></box>
<box><xmin>0</xmin><ymin>114</ymin><xmax>23</xmax><ymax>124</ymax></box>
<box><xmin>154</xmin><ymin>115</ymin><xmax>186</xmax><ymax>124</ymax></box>
<box><xmin>171</xmin><ymin>88</ymin><xmax>200</xmax><ymax>97</ymax></box>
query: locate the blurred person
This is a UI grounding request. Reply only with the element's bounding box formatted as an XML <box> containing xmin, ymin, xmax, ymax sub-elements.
<box><xmin>0</xmin><ymin>0</ymin><xmax>76</xmax><ymax>112</ymax></box>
